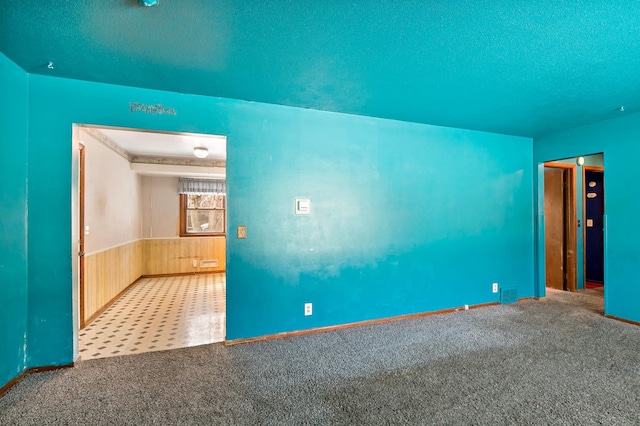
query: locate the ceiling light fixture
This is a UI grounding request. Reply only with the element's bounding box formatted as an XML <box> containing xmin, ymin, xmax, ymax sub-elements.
<box><xmin>138</xmin><ymin>0</ymin><xmax>159</xmax><ymax>6</ymax></box>
<box><xmin>193</xmin><ymin>147</ymin><xmax>209</xmax><ymax>158</ymax></box>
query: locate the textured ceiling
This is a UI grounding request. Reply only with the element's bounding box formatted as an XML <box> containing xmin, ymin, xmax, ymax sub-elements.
<box><xmin>2</xmin><ymin>1</ymin><xmax>640</xmax><ymax>137</ymax></box>
<box><xmin>96</xmin><ymin>127</ymin><xmax>226</xmax><ymax>160</ymax></box>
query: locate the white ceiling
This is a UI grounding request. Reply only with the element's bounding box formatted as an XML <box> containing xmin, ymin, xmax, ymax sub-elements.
<box><xmin>97</xmin><ymin>127</ymin><xmax>226</xmax><ymax>160</ymax></box>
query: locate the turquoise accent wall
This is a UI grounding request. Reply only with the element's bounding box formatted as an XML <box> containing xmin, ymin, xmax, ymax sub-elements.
<box><xmin>535</xmin><ymin>114</ymin><xmax>640</xmax><ymax>322</ymax></box>
<box><xmin>19</xmin><ymin>72</ymin><xmax>534</xmax><ymax>367</ymax></box>
<box><xmin>0</xmin><ymin>53</ymin><xmax>29</xmax><ymax>386</ymax></box>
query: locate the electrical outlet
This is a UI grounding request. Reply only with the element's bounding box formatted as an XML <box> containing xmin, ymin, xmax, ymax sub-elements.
<box><xmin>304</xmin><ymin>303</ymin><xmax>312</xmax><ymax>316</ymax></box>
<box><xmin>492</xmin><ymin>282</ymin><xmax>498</xmax><ymax>293</ymax></box>
<box><xmin>192</xmin><ymin>259</ymin><xmax>198</xmax><ymax>268</ymax></box>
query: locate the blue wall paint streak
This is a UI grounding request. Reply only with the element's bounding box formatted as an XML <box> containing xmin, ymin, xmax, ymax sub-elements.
<box><xmin>535</xmin><ymin>113</ymin><xmax>640</xmax><ymax>322</ymax></box>
<box><xmin>0</xmin><ymin>53</ymin><xmax>29</xmax><ymax>386</ymax></box>
<box><xmin>23</xmin><ymin>74</ymin><xmax>534</xmax><ymax>367</ymax></box>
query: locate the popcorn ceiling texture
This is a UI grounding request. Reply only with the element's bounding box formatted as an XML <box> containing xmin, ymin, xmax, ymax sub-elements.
<box><xmin>2</xmin><ymin>1</ymin><xmax>640</xmax><ymax>137</ymax></box>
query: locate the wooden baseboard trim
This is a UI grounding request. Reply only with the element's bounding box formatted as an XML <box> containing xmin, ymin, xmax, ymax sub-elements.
<box><xmin>82</xmin><ymin>276</ymin><xmax>143</xmax><ymax>329</ymax></box>
<box><xmin>29</xmin><ymin>363</ymin><xmax>74</xmax><ymax>374</ymax></box>
<box><xmin>0</xmin><ymin>371</ymin><xmax>27</xmax><ymax>398</ymax></box>
<box><xmin>604</xmin><ymin>314</ymin><xmax>640</xmax><ymax>327</ymax></box>
<box><xmin>0</xmin><ymin>363</ymin><xmax>74</xmax><ymax>398</ymax></box>
<box><xmin>141</xmin><ymin>271</ymin><xmax>225</xmax><ymax>278</ymax></box>
<box><xmin>225</xmin><ymin>301</ymin><xmax>500</xmax><ymax>346</ymax></box>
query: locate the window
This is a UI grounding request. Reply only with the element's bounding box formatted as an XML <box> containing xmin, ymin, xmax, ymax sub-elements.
<box><xmin>180</xmin><ymin>194</ymin><xmax>226</xmax><ymax>236</ymax></box>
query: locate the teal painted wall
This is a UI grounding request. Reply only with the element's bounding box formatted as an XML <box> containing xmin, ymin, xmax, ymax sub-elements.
<box><xmin>0</xmin><ymin>53</ymin><xmax>29</xmax><ymax>386</ymax></box>
<box><xmin>535</xmin><ymin>114</ymin><xmax>640</xmax><ymax>322</ymax></box>
<box><xmin>23</xmin><ymin>73</ymin><xmax>534</xmax><ymax>367</ymax></box>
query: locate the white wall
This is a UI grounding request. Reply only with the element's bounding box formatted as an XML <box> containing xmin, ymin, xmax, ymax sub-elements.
<box><xmin>82</xmin><ymin>129</ymin><xmax>143</xmax><ymax>253</ymax></box>
<box><xmin>141</xmin><ymin>176</ymin><xmax>180</xmax><ymax>238</ymax></box>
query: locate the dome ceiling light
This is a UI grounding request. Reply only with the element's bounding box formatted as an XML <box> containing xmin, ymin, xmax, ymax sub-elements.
<box><xmin>193</xmin><ymin>147</ymin><xmax>209</xmax><ymax>159</ymax></box>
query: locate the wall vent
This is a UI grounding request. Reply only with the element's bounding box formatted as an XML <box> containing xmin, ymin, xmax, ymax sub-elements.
<box><xmin>500</xmin><ymin>288</ymin><xmax>518</xmax><ymax>304</ymax></box>
<box><xmin>200</xmin><ymin>259</ymin><xmax>219</xmax><ymax>268</ymax></box>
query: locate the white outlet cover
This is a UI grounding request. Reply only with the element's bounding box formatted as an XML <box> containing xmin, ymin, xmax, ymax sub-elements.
<box><xmin>304</xmin><ymin>303</ymin><xmax>312</xmax><ymax>316</ymax></box>
<box><xmin>295</xmin><ymin>198</ymin><xmax>311</xmax><ymax>215</ymax></box>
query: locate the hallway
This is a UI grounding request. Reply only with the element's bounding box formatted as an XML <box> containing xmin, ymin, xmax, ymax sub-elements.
<box><xmin>79</xmin><ymin>273</ymin><xmax>225</xmax><ymax>360</ymax></box>
<box><xmin>545</xmin><ymin>285</ymin><xmax>604</xmax><ymax>315</ymax></box>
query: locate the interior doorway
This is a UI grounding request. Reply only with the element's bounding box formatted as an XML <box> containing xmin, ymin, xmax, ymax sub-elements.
<box><xmin>584</xmin><ymin>166</ymin><xmax>605</xmax><ymax>288</ymax></box>
<box><xmin>544</xmin><ymin>162</ymin><xmax>577</xmax><ymax>291</ymax></box>
<box><xmin>542</xmin><ymin>154</ymin><xmax>605</xmax><ymax>309</ymax></box>
<box><xmin>72</xmin><ymin>124</ymin><xmax>228</xmax><ymax>360</ymax></box>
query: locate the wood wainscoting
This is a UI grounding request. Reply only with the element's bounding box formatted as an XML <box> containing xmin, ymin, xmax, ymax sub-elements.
<box><xmin>83</xmin><ymin>240</ymin><xmax>144</xmax><ymax>326</ymax></box>
<box><xmin>142</xmin><ymin>237</ymin><xmax>226</xmax><ymax>276</ymax></box>
<box><xmin>82</xmin><ymin>237</ymin><xmax>225</xmax><ymax>327</ymax></box>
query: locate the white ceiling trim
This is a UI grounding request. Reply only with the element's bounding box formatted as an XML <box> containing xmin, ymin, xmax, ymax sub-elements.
<box><xmin>130</xmin><ymin>163</ymin><xmax>225</xmax><ymax>178</ymax></box>
<box><xmin>80</xmin><ymin>126</ymin><xmax>226</xmax><ymax>172</ymax></box>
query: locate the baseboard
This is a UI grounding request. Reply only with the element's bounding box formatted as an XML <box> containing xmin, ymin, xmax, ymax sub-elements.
<box><xmin>82</xmin><ymin>276</ymin><xmax>143</xmax><ymax>328</ymax></box>
<box><xmin>29</xmin><ymin>363</ymin><xmax>74</xmax><ymax>374</ymax></box>
<box><xmin>0</xmin><ymin>363</ymin><xmax>73</xmax><ymax>398</ymax></box>
<box><xmin>0</xmin><ymin>371</ymin><xmax>27</xmax><ymax>398</ymax></box>
<box><xmin>225</xmin><ymin>301</ymin><xmax>500</xmax><ymax>346</ymax></box>
<box><xmin>604</xmin><ymin>314</ymin><xmax>640</xmax><ymax>327</ymax></box>
<box><xmin>141</xmin><ymin>271</ymin><xmax>225</xmax><ymax>278</ymax></box>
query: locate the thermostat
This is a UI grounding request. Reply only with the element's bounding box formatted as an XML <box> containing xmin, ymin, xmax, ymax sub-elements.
<box><xmin>295</xmin><ymin>198</ymin><xmax>311</xmax><ymax>215</ymax></box>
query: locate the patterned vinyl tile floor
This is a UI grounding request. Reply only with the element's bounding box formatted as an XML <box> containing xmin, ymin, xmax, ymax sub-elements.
<box><xmin>79</xmin><ymin>273</ymin><xmax>225</xmax><ymax>361</ymax></box>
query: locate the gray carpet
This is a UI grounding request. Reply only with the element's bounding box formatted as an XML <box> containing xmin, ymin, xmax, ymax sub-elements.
<box><xmin>2</xmin><ymin>288</ymin><xmax>639</xmax><ymax>425</ymax></box>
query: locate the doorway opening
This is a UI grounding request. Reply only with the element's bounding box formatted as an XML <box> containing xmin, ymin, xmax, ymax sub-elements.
<box><xmin>72</xmin><ymin>124</ymin><xmax>227</xmax><ymax>360</ymax></box>
<box><xmin>584</xmin><ymin>165</ymin><xmax>605</xmax><ymax>291</ymax></box>
<box><xmin>542</xmin><ymin>154</ymin><xmax>605</xmax><ymax>309</ymax></box>
<box><xmin>544</xmin><ymin>162</ymin><xmax>577</xmax><ymax>292</ymax></box>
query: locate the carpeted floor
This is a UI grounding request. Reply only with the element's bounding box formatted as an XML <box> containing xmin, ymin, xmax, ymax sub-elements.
<box><xmin>2</xmin><ymin>289</ymin><xmax>639</xmax><ymax>425</ymax></box>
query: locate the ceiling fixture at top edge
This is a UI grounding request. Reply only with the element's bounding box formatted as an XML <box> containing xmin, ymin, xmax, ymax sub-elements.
<box><xmin>138</xmin><ymin>0</ymin><xmax>159</xmax><ymax>6</ymax></box>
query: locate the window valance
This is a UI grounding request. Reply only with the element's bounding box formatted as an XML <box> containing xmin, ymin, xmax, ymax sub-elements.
<box><xmin>178</xmin><ymin>178</ymin><xmax>226</xmax><ymax>194</ymax></box>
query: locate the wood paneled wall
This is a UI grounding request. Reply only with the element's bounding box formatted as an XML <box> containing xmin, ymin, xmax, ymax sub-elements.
<box><xmin>82</xmin><ymin>237</ymin><xmax>225</xmax><ymax>326</ymax></box>
<box><xmin>83</xmin><ymin>240</ymin><xmax>143</xmax><ymax>325</ymax></box>
<box><xmin>143</xmin><ymin>237</ymin><xmax>226</xmax><ymax>275</ymax></box>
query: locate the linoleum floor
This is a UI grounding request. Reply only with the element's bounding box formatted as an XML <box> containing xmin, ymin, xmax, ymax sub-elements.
<box><xmin>79</xmin><ymin>273</ymin><xmax>225</xmax><ymax>360</ymax></box>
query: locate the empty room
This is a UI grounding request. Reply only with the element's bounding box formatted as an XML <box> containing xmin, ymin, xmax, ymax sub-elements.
<box><xmin>1</xmin><ymin>1</ymin><xmax>640</xmax><ymax>424</ymax></box>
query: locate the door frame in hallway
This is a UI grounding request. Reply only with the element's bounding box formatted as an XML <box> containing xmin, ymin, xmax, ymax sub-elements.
<box><xmin>583</xmin><ymin>165</ymin><xmax>605</xmax><ymax>286</ymax></box>
<box><xmin>543</xmin><ymin>161</ymin><xmax>577</xmax><ymax>292</ymax></box>
<box><xmin>79</xmin><ymin>142</ymin><xmax>86</xmax><ymax>328</ymax></box>
<box><xmin>537</xmin><ymin>154</ymin><xmax>607</xmax><ymax>313</ymax></box>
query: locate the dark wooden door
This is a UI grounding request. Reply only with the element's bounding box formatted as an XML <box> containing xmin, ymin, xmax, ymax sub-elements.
<box><xmin>585</xmin><ymin>170</ymin><xmax>604</xmax><ymax>284</ymax></box>
<box><xmin>545</xmin><ymin>168</ymin><xmax>565</xmax><ymax>290</ymax></box>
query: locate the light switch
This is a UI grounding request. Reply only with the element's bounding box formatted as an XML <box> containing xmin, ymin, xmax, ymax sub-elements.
<box><xmin>295</xmin><ymin>198</ymin><xmax>311</xmax><ymax>215</ymax></box>
<box><xmin>237</xmin><ymin>226</ymin><xmax>246</xmax><ymax>239</ymax></box>
<box><xmin>85</xmin><ymin>225</ymin><xmax>90</xmax><ymax>235</ymax></box>
<box><xmin>587</xmin><ymin>219</ymin><xmax>593</xmax><ymax>228</ymax></box>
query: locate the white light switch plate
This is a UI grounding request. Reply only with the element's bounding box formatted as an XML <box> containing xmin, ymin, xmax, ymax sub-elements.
<box><xmin>295</xmin><ymin>198</ymin><xmax>311</xmax><ymax>215</ymax></box>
